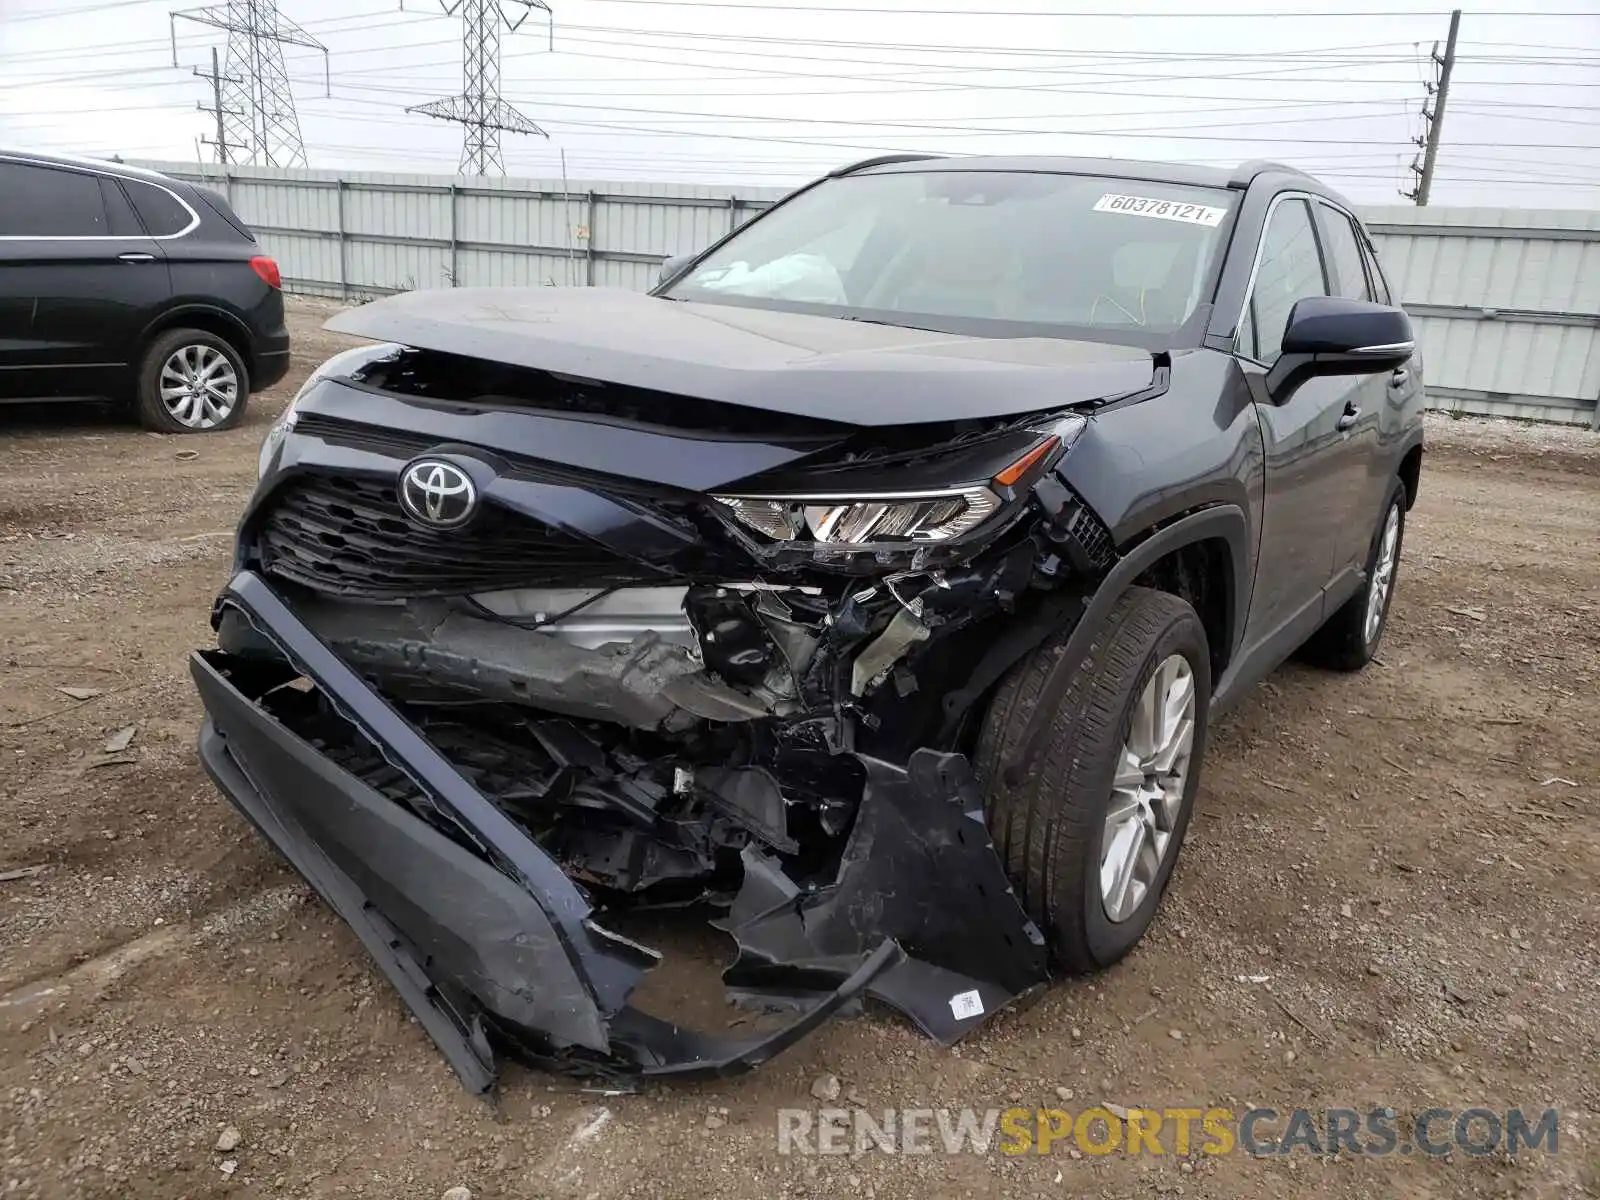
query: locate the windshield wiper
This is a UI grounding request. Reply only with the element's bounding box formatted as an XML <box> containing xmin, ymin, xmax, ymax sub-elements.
<box><xmin>837</xmin><ymin>314</ymin><xmax>938</xmax><ymax>332</ymax></box>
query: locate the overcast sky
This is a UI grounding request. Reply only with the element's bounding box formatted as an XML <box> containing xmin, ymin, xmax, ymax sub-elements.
<box><xmin>2</xmin><ymin>0</ymin><xmax>1597</xmax><ymax>203</ymax></box>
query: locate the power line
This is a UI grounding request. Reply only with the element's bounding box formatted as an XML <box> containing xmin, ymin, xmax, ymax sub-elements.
<box><xmin>294</xmin><ymin>102</ymin><xmax>1600</xmax><ymax>171</ymax></box>
<box><xmin>6</xmin><ymin>0</ymin><xmax>164</xmax><ymax>21</ymax></box>
<box><xmin>534</xmin><ymin>29</ymin><xmax>1600</xmax><ymax>87</ymax></box>
<box><xmin>498</xmin><ymin>0</ymin><xmax>1600</xmax><ymax>15</ymax></box>
<box><xmin>284</xmin><ymin>74</ymin><xmax>1597</xmax><ymax>149</ymax></box>
<box><xmin>305</xmin><ymin>35</ymin><xmax>1600</xmax><ymax>103</ymax></box>
<box><xmin>536</xmin><ymin>21</ymin><xmax>1595</xmax><ymax>64</ymax></box>
<box><xmin>1454</xmin><ymin>107</ymin><xmax>1600</xmax><ymax>127</ymax></box>
<box><xmin>0</xmin><ymin>7</ymin><xmax>432</xmax><ymax>67</ymax></box>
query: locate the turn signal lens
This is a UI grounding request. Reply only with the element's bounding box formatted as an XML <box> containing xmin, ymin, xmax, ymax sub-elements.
<box><xmin>992</xmin><ymin>435</ymin><xmax>1061</xmax><ymax>488</ymax></box>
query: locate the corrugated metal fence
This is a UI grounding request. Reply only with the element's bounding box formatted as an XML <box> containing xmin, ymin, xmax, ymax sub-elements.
<box><xmin>138</xmin><ymin>161</ymin><xmax>1600</xmax><ymax>428</ymax></box>
<box><xmin>141</xmin><ymin>160</ymin><xmax>786</xmax><ymax>295</ymax></box>
<box><xmin>1364</xmin><ymin>205</ymin><xmax>1600</xmax><ymax>427</ymax></box>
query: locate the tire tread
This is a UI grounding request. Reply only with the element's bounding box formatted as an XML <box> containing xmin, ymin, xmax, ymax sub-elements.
<box><xmin>975</xmin><ymin>586</ymin><xmax>1206</xmax><ymax>973</ymax></box>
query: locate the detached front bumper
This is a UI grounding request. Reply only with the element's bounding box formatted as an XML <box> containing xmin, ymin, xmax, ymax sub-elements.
<box><xmin>193</xmin><ymin>571</ymin><xmax>1048</xmax><ymax>1091</ymax></box>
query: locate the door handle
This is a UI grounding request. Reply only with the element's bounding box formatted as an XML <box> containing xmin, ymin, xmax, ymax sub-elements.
<box><xmin>1336</xmin><ymin>402</ymin><xmax>1361</xmax><ymax>431</ymax></box>
<box><xmin>118</xmin><ymin>251</ymin><xmax>156</xmax><ymax>263</ymax></box>
<box><xmin>1390</xmin><ymin>367</ymin><xmax>1409</xmax><ymax>387</ymax></box>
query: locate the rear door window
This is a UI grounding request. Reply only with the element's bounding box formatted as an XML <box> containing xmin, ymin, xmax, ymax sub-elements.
<box><xmin>0</xmin><ymin>162</ymin><xmax>109</xmax><ymax>237</ymax></box>
<box><xmin>1359</xmin><ymin>236</ymin><xmax>1393</xmax><ymax>305</ymax></box>
<box><xmin>1315</xmin><ymin>203</ymin><xmax>1374</xmax><ymax>301</ymax></box>
<box><xmin>98</xmin><ymin>177</ymin><xmax>145</xmax><ymax>237</ymax></box>
<box><xmin>122</xmin><ymin>178</ymin><xmax>195</xmax><ymax>237</ymax></box>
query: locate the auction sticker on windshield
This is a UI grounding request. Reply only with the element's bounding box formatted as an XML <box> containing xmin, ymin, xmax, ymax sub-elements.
<box><xmin>1093</xmin><ymin>194</ymin><xmax>1227</xmax><ymax>226</ymax></box>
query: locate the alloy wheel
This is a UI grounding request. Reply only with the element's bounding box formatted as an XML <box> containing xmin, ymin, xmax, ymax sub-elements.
<box><xmin>159</xmin><ymin>344</ymin><xmax>239</xmax><ymax>429</ymax></box>
<box><xmin>1365</xmin><ymin>503</ymin><xmax>1401</xmax><ymax>644</ymax></box>
<box><xmin>1100</xmin><ymin>653</ymin><xmax>1196</xmax><ymax>924</ymax></box>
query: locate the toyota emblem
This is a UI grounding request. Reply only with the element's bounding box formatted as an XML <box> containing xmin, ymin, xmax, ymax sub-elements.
<box><xmin>398</xmin><ymin>459</ymin><xmax>478</xmax><ymax>529</ymax></box>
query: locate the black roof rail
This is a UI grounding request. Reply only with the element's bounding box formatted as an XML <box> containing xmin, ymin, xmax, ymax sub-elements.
<box><xmin>1228</xmin><ymin>159</ymin><xmax>1313</xmax><ymax>188</ymax></box>
<box><xmin>828</xmin><ymin>153</ymin><xmax>944</xmax><ymax>177</ymax></box>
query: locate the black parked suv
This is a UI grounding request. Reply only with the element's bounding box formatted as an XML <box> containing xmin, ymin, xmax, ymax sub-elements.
<box><xmin>193</xmin><ymin>155</ymin><xmax>1423</xmax><ymax>1090</ymax></box>
<box><xmin>0</xmin><ymin>150</ymin><xmax>289</xmax><ymax>431</ymax></box>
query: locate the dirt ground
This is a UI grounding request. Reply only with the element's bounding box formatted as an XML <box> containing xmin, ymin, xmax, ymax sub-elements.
<box><xmin>2</xmin><ymin>298</ymin><xmax>1597</xmax><ymax>1200</ymax></box>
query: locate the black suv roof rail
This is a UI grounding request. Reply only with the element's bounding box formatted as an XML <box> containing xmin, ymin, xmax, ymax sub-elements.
<box><xmin>828</xmin><ymin>153</ymin><xmax>944</xmax><ymax>177</ymax></box>
<box><xmin>1229</xmin><ymin>159</ymin><xmax>1315</xmax><ymax>188</ymax></box>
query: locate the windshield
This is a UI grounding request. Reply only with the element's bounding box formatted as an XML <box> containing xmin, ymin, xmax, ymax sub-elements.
<box><xmin>661</xmin><ymin>169</ymin><xmax>1236</xmax><ymax>344</ymax></box>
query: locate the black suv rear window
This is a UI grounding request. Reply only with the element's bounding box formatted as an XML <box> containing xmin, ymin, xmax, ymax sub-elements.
<box><xmin>122</xmin><ymin>178</ymin><xmax>194</xmax><ymax>237</ymax></box>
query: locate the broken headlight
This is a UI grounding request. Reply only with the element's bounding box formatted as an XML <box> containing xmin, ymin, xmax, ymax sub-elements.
<box><xmin>716</xmin><ymin>487</ymin><xmax>1000</xmax><ymax>544</ymax></box>
<box><xmin>715</xmin><ymin>419</ymin><xmax>1084</xmax><ymax>547</ymax></box>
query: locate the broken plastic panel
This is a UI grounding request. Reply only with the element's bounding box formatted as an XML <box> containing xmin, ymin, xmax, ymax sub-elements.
<box><xmin>192</xmin><ymin>571</ymin><xmax>1051</xmax><ymax>1091</ymax></box>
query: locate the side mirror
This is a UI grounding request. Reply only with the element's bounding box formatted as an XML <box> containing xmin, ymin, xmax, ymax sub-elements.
<box><xmin>1265</xmin><ymin>296</ymin><xmax>1414</xmax><ymax>402</ymax></box>
<box><xmin>656</xmin><ymin>253</ymin><xmax>693</xmax><ymax>287</ymax></box>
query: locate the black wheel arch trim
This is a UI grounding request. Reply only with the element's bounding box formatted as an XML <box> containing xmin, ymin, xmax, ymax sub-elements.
<box><xmin>1396</xmin><ymin>429</ymin><xmax>1425</xmax><ymax>507</ymax></box>
<box><xmin>999</xmin><ymin>503</ymin><xmax>1249</xmax><ymax>789</ymax></box>
<box><xmin>141</xmin><ymin>304</ymin><xmax>258</xmax><ymax>369</ymax></box>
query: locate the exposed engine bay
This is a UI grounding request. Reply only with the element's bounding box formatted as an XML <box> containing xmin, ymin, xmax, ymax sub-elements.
<box><xmin>230</xmin><ymin>522</ymin><xmax>1107</xmax><ymax>906</ymax></box>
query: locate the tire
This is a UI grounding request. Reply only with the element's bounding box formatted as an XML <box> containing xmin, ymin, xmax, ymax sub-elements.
<box><xmin>973</xmin><ymin>586</ymin><xmax>1211</xmax><ymax>973</ymax></box>
<box><xmin>1301</xmin><ymin>479</ymin><xmax>1407</xmax><ymax>672</ymax></box>
<box><xmin>135</xmin><ymin>328</ymin><xmax>250</xmax><ymax>433</ymax></box>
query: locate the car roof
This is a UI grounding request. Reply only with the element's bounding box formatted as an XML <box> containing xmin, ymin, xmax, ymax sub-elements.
<box><xmin>0</xmin><ymin>147</ymin><xmax>187</xmax><ymax>189</ymax></box>
<box><xmin>838</xmin><ymin>153</ymin><xmax>1354</xmax><ymax>207</ymax></box>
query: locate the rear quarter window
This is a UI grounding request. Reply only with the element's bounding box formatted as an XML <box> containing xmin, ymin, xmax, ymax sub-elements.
<box><xmin>122</xmin><ymin>178</ymin><xmax>196</xmax><ymax>237</ymax></box>
<box><xmin>193</xmin><ymin>188</ymin><xmax>257</xmax><ymax>242</ymax></box>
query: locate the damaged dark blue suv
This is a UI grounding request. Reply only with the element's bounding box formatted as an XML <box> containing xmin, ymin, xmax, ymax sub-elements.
<box><xmin>192</xmin><ymin>155</ymin><xmax>1424</xmax><ymax>1091</ymax></box>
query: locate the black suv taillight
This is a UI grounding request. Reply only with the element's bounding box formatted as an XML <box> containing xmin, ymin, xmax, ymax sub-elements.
<box><xmin>250</xmin><ymin>256</ymin><xmax>282</xmax><ymax>289</ymax></box>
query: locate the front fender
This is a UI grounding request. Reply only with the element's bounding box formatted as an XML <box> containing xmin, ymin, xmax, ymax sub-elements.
<box><xmin>1000</xmin><ymin>504</ymin><xmax>1249</xmax><ymax>788</ymax></box>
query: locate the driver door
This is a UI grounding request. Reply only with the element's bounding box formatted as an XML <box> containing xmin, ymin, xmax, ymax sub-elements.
<box><xmin>1235</xmin><ymin>196</ymin><xmax>1364</xmax><ymax>658</ymax></box>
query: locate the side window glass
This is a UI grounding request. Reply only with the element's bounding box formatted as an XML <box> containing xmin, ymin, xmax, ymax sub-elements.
<box><xmin>0</xmin><ymin>163</ymin><xmax>108</xmax><ymax>236</ymax></box>
<box><xmin>98</xmin><ymin>177</ymin><xmax>144</xmax><ymax>238</ymax></box>
<box><xmin>1359</xmin><ymin>236</ymin><xmax>1392</xmax><ymax>305</ymax></box>
<box><xmin>1317</xmin><ymin>204</ymin><xmax>1373</xmax><ymax>301</ymax></box>
<box><xmin>123</xmin><ymin>178</ymin><xmax>193</xmax><ymax>237</ymax></box>
<box><xmin>1239</xmin><ymin>198</ymin><xmax>1328</xmax><ymax>366</ymax></box>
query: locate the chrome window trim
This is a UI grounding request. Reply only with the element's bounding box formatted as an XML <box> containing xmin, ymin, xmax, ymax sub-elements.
<box><xmin>0</xmin><ymin>153</ymin><xmax>200</xmax><ymax>242</ymax></box>
<box><xmin>1232</xmin><ymin>188</ymin><xmax>1349</xmax><ymax>367</ymax></box>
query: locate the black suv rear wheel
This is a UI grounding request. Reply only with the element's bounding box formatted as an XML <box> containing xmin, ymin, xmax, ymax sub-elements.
<box><xmin>136</xmin><ymin>328</ymin><xmax>250</xmax><ymax>433</ymax></box>
<box><xmin>1301</xmin><ymin>478</ymin><xmax>1407</xmax><ymax>671</ymax></box>
<box><xmin>974</xmin><ymin>587</ymin><xmax>1210</xmax><ymax>973</ymax></box>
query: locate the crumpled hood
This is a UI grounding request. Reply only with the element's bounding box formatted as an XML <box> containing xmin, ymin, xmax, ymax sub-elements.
<box><xmin>324</xmin><ymin>287</ymin><xmax>1156</xmax><ymax>426</ymax></box>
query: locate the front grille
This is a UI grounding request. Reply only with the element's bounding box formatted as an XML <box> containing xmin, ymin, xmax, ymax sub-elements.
<box><xmin>256</xmin><ymin>472</ymin><xmax>640</xmax><ymax>599</ymax></box>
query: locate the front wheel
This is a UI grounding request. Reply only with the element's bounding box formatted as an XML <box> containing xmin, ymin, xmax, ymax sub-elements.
<box><xmin>135</xmin><ymin>328</ymin><xmax>250</xmax><ymax>433</ymax></box>
<box><xmin>974</xmin><ymin>587</ymin><xmax>1211</xmax><ymax>973</ymax></box>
